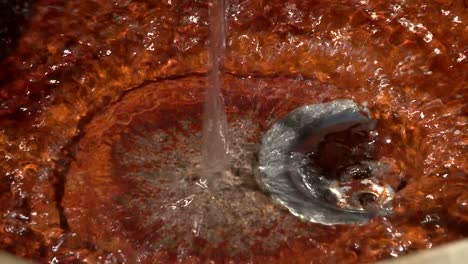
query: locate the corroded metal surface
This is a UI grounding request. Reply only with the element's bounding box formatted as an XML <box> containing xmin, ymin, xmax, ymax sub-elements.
<box><xmin>0</xmin><ymin>0</ymin><xmax>466</xmax><ymax>263</ymax></box>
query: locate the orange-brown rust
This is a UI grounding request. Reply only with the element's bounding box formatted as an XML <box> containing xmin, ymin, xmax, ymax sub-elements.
<box><xmin>0</xmin><ymin>0</ymin><xmax>467</xmax><ymax>263</ymax></box>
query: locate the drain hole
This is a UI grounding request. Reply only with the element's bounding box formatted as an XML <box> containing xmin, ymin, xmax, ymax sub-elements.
<box><xmin>357</xmin><ymin>192</ymin><xmax>378</xmax><ymax>208</ymax></box>
<box><xmin>311</xmin><ymin>123</ymin><xmax>376</xmax><ymax>182</ymax></box>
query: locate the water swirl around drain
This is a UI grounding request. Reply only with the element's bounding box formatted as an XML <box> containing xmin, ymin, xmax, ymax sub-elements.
<box><xmin>257</xmin><ymin>99</ymin><xmax>394</xmax><ymax>225</ymax></box>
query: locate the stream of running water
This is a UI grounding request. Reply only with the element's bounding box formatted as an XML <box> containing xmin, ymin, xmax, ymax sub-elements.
<box><xmin>201</xmin><ymin>0</ymin><xmax>230</xmax><ymax>186</ymax></box>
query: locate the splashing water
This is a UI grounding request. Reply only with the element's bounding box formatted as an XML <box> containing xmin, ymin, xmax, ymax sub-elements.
<box><xmin>201</xmin><ymin>0</ymin><xmax>230</xmax><ymax>186</ymax></box>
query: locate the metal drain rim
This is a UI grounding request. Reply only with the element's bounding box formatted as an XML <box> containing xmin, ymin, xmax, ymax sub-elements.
<box><xmin>256</xmin><ymin>99</ymin><xmax>393</xmax><ymax>225</ymax></box>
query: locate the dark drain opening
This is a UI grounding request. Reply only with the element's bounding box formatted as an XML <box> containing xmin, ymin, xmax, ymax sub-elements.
<box><xmin>357</xmin><ymin>192</ymin><xmax>378</xmax><ymax>208</ymax></box>
<box><xmin>314</xmin><ymin>124</ymin><xmax>375</xmax><ymax>181</ymax></box>
<box><xmin>296</xmin><ymin>120</ymin><xmax>384</xmax><ymax>211</ymax></box>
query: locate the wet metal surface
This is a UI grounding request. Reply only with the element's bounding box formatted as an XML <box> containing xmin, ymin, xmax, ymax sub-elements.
<box><xmin>0</xmin><ymin>0</ymin><xmax>466</xmax><ymax>263</ymax></box>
